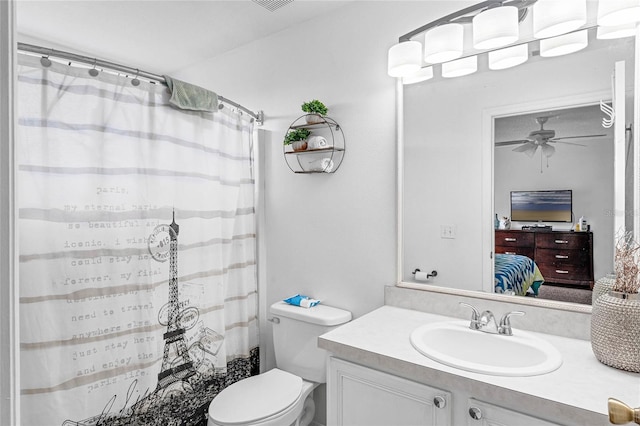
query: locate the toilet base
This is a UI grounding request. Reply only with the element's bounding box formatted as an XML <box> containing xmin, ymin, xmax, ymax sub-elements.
<box><xmin>208</xmin><ymin>379</ymin><xmax>317</xmax><ymax>426</ymax></box>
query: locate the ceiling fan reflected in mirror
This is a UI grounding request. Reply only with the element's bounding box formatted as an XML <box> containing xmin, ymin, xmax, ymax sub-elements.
<box><xmin>495</xmin><ymin>116</ymin><xmax>606</xmax><ymax>159</ymax></box>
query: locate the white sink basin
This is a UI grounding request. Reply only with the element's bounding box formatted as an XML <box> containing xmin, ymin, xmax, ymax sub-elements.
<box><xmin>410</xmin><ymin>321</ymin><xmax>563</xmax><ymax>376</ymax></box>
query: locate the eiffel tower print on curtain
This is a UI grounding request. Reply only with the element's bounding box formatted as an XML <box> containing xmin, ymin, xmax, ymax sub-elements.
<box><xmin>156</xmin><ymin>211</ymin><xmax>196</xmax><ymax>395</ymax></box>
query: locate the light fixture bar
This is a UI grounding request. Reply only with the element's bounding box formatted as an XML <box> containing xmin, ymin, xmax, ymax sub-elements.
<box><xmin>398</xmin><ymin>0</ymin><xmax>537</xmax><ymax>42</ymax></box>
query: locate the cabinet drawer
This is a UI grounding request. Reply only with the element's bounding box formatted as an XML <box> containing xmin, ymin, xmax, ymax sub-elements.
<box><xmin>538</xmin><ymin>263</ymin><xmax>592</xmax><ymax>281</ymax></box>
<box><xmin>495</xmin><ymin>231</ymin><xmax>534</xmax><ymax>247</ymax></box>
<box><xmin>536</xmin><ymin>233</ymin><xmax>590</xmax><ymax>250</ymax></box>
<box><xmin>535</xmin><ymin>248</ymin><xmax>590</xmax><ymax>266</ymax></box>
<box><xmin>495</xmin><ymin>246</ymin><xmax>535</xmax><ymax>259</ymax></box>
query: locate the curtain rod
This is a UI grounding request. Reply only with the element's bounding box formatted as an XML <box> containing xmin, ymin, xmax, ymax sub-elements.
<box><xmin>17</xmin><ymin>42</ymin><xmax>264</xmax><ymax>125</ymax></box>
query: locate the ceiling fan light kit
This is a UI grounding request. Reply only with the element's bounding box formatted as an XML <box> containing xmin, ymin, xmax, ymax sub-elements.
<box><xmin>389</xmin><ymin>0</ymin><xmax>640</xmax><ymax>81</ymax></box>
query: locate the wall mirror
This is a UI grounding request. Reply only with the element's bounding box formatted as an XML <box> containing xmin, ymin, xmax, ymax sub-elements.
<box><xmin>399</xmin><ymin>23</ymin><xmax>637</xmax><ymax>311</ymax></box>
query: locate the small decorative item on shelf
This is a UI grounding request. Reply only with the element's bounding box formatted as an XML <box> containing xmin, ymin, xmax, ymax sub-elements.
<box><xmin>591</xmin><ymin>232</ymin><xmax>640</xmax><ymax>372</ymax></box>
<box><xmin>498</xmin><ymin>216</ymin><xmax>511</xmax><ymax>230</ymax></box>
<box><xmin>301</xmin><ymin>99</ymin><xmax>328</xmax><ymax>124</ymax></box>
<box><xmin>284</xmin><ymin>128</ymin><xmax>311</xmax><ymax>152</ymax></box>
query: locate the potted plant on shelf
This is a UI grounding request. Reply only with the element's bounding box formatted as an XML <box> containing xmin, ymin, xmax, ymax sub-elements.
<box><xmin>301</xmin><ymin>99</ymin><xmax>328</xmax><ymax>124</ymax></box>
<box><xmin>284</xmin><ymin>128</ymin><xmax>311</xmax><ymax>152</ymax></box>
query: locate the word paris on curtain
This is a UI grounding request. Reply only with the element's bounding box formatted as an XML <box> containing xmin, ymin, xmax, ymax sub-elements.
<box><xmin>17</xmin><ymin>54</ymin><xmax>259</xmax><ymax>426</ymax></box>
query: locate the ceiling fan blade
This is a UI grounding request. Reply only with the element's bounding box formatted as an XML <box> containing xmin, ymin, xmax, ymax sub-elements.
<box><xmin>495</xmin><ymin>139</ymin><xmax>531</xmax><ymax>146</ymax></box>
<box><xmin>550</xmin><ymin>140</ymin><xmax>586</xmax><ymax>147</ymax></box>
<box><xmin>541</xmin><ymin>143</ymin><xmax>556</xmax><ymax>158</ymax></box>
<box><xmin>552</xmin><ymin>134</ymin><xmax>607</xmax><ymax>140</ymax></box>
<box><xmin>513</xmin><ymin>143</ymin><xmax>538</xmax><ymax>157</ymax></box>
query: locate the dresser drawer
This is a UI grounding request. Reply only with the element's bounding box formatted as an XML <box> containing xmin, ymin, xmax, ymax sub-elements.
<box><xmin>495</xmin><ymin>231</ymin><xmax>534</xmax><ymax>247</ymax></box>
<box><xmin>535</xmin><ymin>248</ymin><xmax>590</xmax><ymax>266</ymax></box>
<box><xmin>495</xmin><ymin>246</ymin><xmax>535</xmax><ymax>259</ymax></box>
<box><xmin>535</xmin><ymin>232</ymin><xmax>590</xmax><ymax>250</ymax></box>
<box><xmin>538</xmin><ymin>263</ymin><xmax>593</xmax><ymax>281</ymax></box>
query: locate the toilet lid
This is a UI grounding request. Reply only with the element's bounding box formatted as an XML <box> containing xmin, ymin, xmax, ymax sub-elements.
<box><xmin>209</xmin><ymin>369</ymin><xmax>303</xmax><ymax>424</ymax></box>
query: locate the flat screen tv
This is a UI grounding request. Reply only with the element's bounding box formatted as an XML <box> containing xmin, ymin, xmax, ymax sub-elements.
<box><xmin>510</xmin><ymin>190</ymin><xmax>573</xmax><ymax>223</ymax></box>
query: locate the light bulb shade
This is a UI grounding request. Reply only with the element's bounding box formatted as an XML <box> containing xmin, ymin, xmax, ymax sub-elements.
<box><xmin>488</xmin><ymin>44</ymin><xmax>529</xmax><ymax>70</ymax></box>
<box><xmin>540</xmin><ymin>29</ymin><xmax>588</xmax><ymax>57</ymax></box>
<box><xmin>598</xmin><ymin>0</ymin><xmax>640</xmax><ymax>27</ymax></box>
<box><xmin>403</xmin><ymin>66</ymin><xmax>434</xmax><ymax>85</ymax></box>
<box><xmin>597</xmin><ymin>23</ymin><xmax>637</xmax><ymax>39</ymax></box>
<box><xmin>473</xmin><ymin>6</ymin><xmax>519</xmax><ymax>50</ymax></box>
<box><xmin>533</xmin><ymin>0</ymin><xmax>587</xmax><ymax>39</ymax></box>
<box><xmin>388</xmin><ymin>41</ymin><xmax>422</xmax><ymax>77</ymax></box>
<box><xmin>442</xmin><ymin>56</ymin><xmax>478</xmax><ymax>78</ymax></box>
<box><xmin>424</xmin><ymin>23</ymin><xmax>464</xmax><ymax>64</ymax></box>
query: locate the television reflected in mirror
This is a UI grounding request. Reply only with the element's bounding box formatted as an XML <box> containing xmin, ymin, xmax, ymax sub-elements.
<box><xmin>510</xmin><ymin>190</ymin><xmax>573</xmax><ymax>223</ymax></box>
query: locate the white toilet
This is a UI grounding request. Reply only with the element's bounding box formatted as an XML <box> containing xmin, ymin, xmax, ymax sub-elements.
<box><xmin>207</xmin><ymin>301</ymin><xmax>352</xmax><ymax>426</ymax></box>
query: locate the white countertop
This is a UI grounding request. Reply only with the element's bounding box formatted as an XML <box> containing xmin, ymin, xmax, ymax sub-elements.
<box><xmin>319</xmin><ymin>305</ymin><xmax>640</xmax><ymax>422</ymax></box>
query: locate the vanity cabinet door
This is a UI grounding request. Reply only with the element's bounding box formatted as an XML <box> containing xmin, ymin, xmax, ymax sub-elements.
<box><xmin>466</xmin><ymin>399</ymin><xmax>561</xmax><ymax>426</ymax></box>
<box><xmin>328</xmin><ymin>357</ymin><xmax>452</xmax><ymax>426</ymax></box>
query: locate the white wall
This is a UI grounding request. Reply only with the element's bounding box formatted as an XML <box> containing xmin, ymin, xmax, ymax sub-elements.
<box><xmin>175</xmin><ymin>0</ymin><xmax>468</xmax><ymax>367</ymax></box>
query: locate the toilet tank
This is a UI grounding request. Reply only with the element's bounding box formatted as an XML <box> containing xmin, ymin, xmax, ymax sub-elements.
<box><xmin>270</xmin><ymin>301</ymin><xmax>351</xmax><ymax>383</ymax></box>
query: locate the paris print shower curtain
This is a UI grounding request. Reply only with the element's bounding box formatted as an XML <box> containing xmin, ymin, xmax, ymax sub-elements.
<box><xmin>16</xmin><ymin>54</ymin><xmax>259</xmax><ymax>425</ymax></box>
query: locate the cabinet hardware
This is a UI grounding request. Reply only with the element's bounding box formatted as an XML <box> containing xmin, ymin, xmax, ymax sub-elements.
<box><xmin>433</xmin><ymin>396</ymin><xmax>446</xmax><ymax>409</ymax></box>
<box><xmin>555</xmin><ymin>270</ymin><xmax>569</xmax><ymax>274</ymax></box>
<box><xmin>555</xmin><ymin>240</ymin><xmax>569</xmax><ymax>244</ymax></box>
<box><xmin>505</xmin><ymin>238</ymin><xmax>517</xmax><ymax>242</ymax></box>
<box><xmin>267</xmin><ymin>317</ymin><xmax>280</xmax><ymax>324</ymax></box>
<box><xmin>469</xmin><ymin>407</ymin><xmax>483</xmax><ymax>420</ymax></box>
<box><xmin>555</xmin><ymin>254</ymin><xmax>569</xmax><ymax>259</ymax></box>
<box><xmin>608</xmin><ymin>398</ymin><xmax>640</xmax><ymax>425</ymax></box>
<box><xmin>505</xmin><ymin>251</ymin><xmax>516</xmax><ymax>255</ymax></box>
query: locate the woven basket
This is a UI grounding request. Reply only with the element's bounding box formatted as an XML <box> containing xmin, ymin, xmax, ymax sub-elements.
<box><xmin>592</xmin><ymin>274</ymin><xmax>616</xmax><ymax>304</ymax></box>
<box><xmin>591</xmin><ymin>291</ymin><xmax>640</xmax><ymax>372</ymax></box>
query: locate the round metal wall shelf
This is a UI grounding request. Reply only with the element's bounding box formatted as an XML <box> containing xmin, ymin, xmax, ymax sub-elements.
<box><xmin>283</xmin><ymin>114</ymin><xmax>345</xmax><ymax>174</ymax></box>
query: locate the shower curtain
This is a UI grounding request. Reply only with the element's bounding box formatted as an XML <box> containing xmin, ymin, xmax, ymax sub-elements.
<box><xmin>16</xmin><ymin>54</ymin><xmax>259</xmax><ymax>426</ymax></box>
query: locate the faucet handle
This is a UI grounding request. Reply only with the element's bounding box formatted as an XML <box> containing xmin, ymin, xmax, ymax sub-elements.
<box><xmin>499</xmin><ymin>311</ymin><xmax>525</xmax><ymax>335</ymax></box>
<box><xmin>459</xmin><ymin>302</ymin><xmax>481</xmax><ymax>329</ymax></box>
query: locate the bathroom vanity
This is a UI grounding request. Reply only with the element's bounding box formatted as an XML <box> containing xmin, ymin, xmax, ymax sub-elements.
<box><xmin>319</xmin><ymin>291</ymin><xmax>640</xmax><ymax>426</ymax></box>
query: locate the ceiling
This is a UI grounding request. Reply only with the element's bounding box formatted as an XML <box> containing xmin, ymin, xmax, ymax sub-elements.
<box><xmin>16</xmin><ymin>0</ymin><xmax>354</xmax><ymax>74</ymax></box>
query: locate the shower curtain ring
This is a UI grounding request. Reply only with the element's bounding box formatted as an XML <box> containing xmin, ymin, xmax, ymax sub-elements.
<box><xmin>88</xmin><ymin>59</ymin><xmax>99</xmax><ymax>77</ymax></box>
<box><xmin>131</xmin><ymin>69</ymin><xmax>141</xmax><ymax>86</ymax></box>
<box><xmin>40</xmin><ymin>49</ymin><xmax>53</xmax><ymax>68</ymax></box>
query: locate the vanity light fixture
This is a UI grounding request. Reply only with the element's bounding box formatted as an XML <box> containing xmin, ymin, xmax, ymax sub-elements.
<box><xmin>488</xmin><ymin>44</ymin><xmax>529</xmax><ymax>70</ymax></box>
<box><xmin>388</xmin><ymin>40</ymin><xmax>422</xmax><ymax>78</ymax></box>
<box><xmin>597</xmin><ymin>0</ymin><xmax>640</xmax><ymax>27</ymax></box>
<box><xmin>442</xmin><ymin>56</ymin><xmax>478</xmax><ymax>78</ymax></box>
<box><xmin>596</xmin><ymin>23</ymin><xmax>638</xmax><ymax>39</ymax></box>
<box><xmin>388</xmin><ymin>0</ymin><xmax>637</xmax><ymax>79</ymax></box>
<box><xmin>403</xmin><ymin>66</ymin><xmax>434</xmax><ymax>85</ymax></box>
<box><xmin>473</xmin><ymin>5</ymin><xmax>520</xmax><ymax>50</ymax></box>
<box><xmin>424</xmin><ymin>23</ymin><xmax>464</xmax><ymax>64</ymax></box>
<box><xmin>540</xmin><ymin>29</ymin><xmax>588</xmax><ymax>57</ymax></box>
<box><xmin>533</xmin><ymin>0</ymin><xmax>587</xmax><ymax>39</ymax></box>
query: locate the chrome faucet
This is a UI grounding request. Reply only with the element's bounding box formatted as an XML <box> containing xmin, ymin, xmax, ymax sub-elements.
<box><xmin>459</xmin><ymin>302</ymin><xmax>525</xmax><ymax>336</ymax></box>
<box><xmin>479</xmin><ymin>310</ymin><xmax>499</xmax><ymax>334</ymax></box>
<box><xmin>459</xmin><ymin>302</ymin><xmax>481</xmax><ymax>330</ymax></box>
<box><xmin>498</xmin><ymin>311</ymin><xmax>525</xmax><ymax>336</ymax></box>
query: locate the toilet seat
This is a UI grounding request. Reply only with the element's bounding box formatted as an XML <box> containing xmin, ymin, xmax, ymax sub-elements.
<box><xmin>208</xmin><ymin>369</ymin><xmax>303</xmax><ymax>425</ymax></box>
